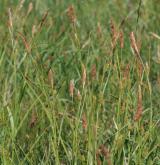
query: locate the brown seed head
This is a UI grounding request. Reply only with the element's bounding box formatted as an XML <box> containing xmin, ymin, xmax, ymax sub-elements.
<box><xmin>8</xmin><ymin>8</ymin><xmax>13</xmax><ymax>28</ymax></box>
<box><xmin>96</xmin><ymin>150</ymin><xmax>101</xmax><ymax>165</ymax></box>
<box><xmin>110</xmin><ymin>19</ymin><xmax>116</xmax><ymax>38</ymax></box>
<box><xmin>38</xmin><ymin>11</ymin><xmax>48</xmax><ymax>31</ymax></box>
<box><xmin>29</xmin><ymin>111</ymin><xmax>37</xmax><ymax>128</ymax></box>
<box><xmin>119</xmin><ymin>30</ymin><xmax>124</xmax><ymax>48</ymax></box>
<box><xmin>123</xmin><ymin>63</ymin><xmax>130</xmax><ymax>80</ymax></box>
<box><xmin>67</xmin><ymin>5</ymin><xmax>76</xmax><ymax>24</ymax></box>
<box><xmin>99</xmin><ymin>145</ymin><xmax>111</xmax><ymax>165</ymax></box>
<box><xmin>110</xmin><ymin>19</ymin><xmax>118</xmax><ymax>49</ymax></box>
<box><xmin>97</xmin><ymin>22</ymin><xmax>102</xmax><ymax>38</ymax></box>
<box><xmin>69</xmin><ymin>80</ymin><xmax>74</xmax><ymax>97</ymax></box>
<box><xmin>27</xmin><ymin>2</ymin><xmax>33</xmax><ymax>15</ymax></box>
<box><xmin>134</xmin><ymin>85</ymin><xmax>143</xmax><ymax>121</ymax></box>
<box><xmin>48</xmin><ymin>69</ymin><xmax>54</xmax><ymax>88</ymax></box>
<box><xmin>32</xmin><ymin>25</ymin><xmax>37</xmax><ymax>37</ymax></box>
<box><xmin>18</xmin><ymin>0</ymin><xmax>25</xmax><ymax>11</ymax></box>
<box><xmin>17</xmin><ymin>32</ymin><xmax>30</xmax><ymax>53</ymax></box>
<box><xmin>82</xmin><ymin>113</ymin><xmax>87</xmax><ymax>130</ymax></box>
<box><xmin>130</xmin><ymin>32</ymin><xmax>140</xmax><ymax>57</ymax></box>
<box><xmin>82</xmin><ymin>64</ymin><xmax>86</xmax><ymax>88</ymax></box>
<box><xmin>91</xmin><ymin>64</ymin><xmax>96</xmax><ymax>80</ymax></box>
<box><xmin>77</xmin><ymin>90</ymin><xmax>82</xmax><ymax>100</ymax></box>
<box><xmin>138</xmin><ymin>62</ymin><xmax>143</xmax><ymax>78</ymax></box>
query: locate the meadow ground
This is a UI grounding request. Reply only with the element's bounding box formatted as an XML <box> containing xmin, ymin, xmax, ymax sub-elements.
<box><xmin>0</xmin><ymin>0</ymin><xmax>160</xmax><ymax>164</ymax></box>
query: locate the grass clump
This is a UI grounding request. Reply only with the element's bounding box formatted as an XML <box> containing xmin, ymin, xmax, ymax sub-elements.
<box><xmin>0</xmin><ymin>0</ymin><xmax>160</xmax><ymax>164</ymax></box>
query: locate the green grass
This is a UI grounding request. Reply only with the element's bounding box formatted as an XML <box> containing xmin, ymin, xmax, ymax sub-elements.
<box><xmin>0</xmin><ymin>0</ymin><xmax>160</xmax><ymax>164</ymax></box>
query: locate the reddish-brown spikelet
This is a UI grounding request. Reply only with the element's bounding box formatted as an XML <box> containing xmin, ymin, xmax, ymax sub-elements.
<box><xmin>123</xmin><ymin>63</ymin><xmax>130</xmax><ymax>80</ymax></box>
<box><xmin>137</xmin><ymin>37</ymin><xmax>142</xmax><ymax>53</ymax></box>
<box><xmin>67</xmin><ymin>5</ymin><xmax>76</xmax><ymax>24</ymax></box>
<box><xmin>110</xmin><ymin>19</ymin><xmax>116</xmax><ymax>39</ymax></box>
<box><xmin>91</xmin><ymin>64</ymin><xmax>96</xmax><ymax>80</ymax></box>
<box><xmin>69</xmin><ymin>80</ymin><xmax>74</xmax><ymax>97</ymax></box>
<box><xmin>38</xmin><ymin>11</ymin><xmax>48</xmax><ymax>32</ymax></box>
<box><xmin>29</xmin><ymin>111</ymin><xmax>37</xmax><ymax>128</ymax></box>
<box><xmin>48</xmin><ymin>69</ymin><xmax>54</xmax><ymax>88</ymax></box>
<box><xmin>134</xmin><ymin>85</ymin><xmax>143</xmax><ymax>121</ymax></box>
<box><xmin>82</xmin><ymin>64</ymin><xmax>86</xmax><ymax>88</ymax></box>
<box><xmin>138</xmin><ymin>62</ymin><xmax>143</xmax><ymax>78</ymax></box>
<box><xmin>82</xmin><ymin>113</ymin><xmax>87</xmax><ymax>130</ymax></box>
<box><xmin>130</xmin><ymin>32</ymin><xmax>140</xmax><ymax>57</ymax></box>
<box><xmin>99</xmin><ymin>145</ymin><xmax>111</xmax><ymax>165</ymax></box>
<box><xmin>119</xmin><ymin>30</ymin><xmax>124</xmax><ymax>48</ymax></box>
<box><xmin>96</xmin><ymin>150</ymin><xmax>101</xmax><ymax>165</ymax></box>
<box><xmin>17</xmin><ymin>32</ymin><xmax>30</xmax><ymax>53</ymax></box>
<box><xmin>110</xmin><ymin>19</ymin><xmax>118</xmax><ymax>49</ymax></box>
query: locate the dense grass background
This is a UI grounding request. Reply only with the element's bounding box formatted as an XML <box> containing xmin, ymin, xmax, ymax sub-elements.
<box><xmin>0</xmin><ymin>0</ymin><xmax>160</xmax><ymax>164</ymax></box>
